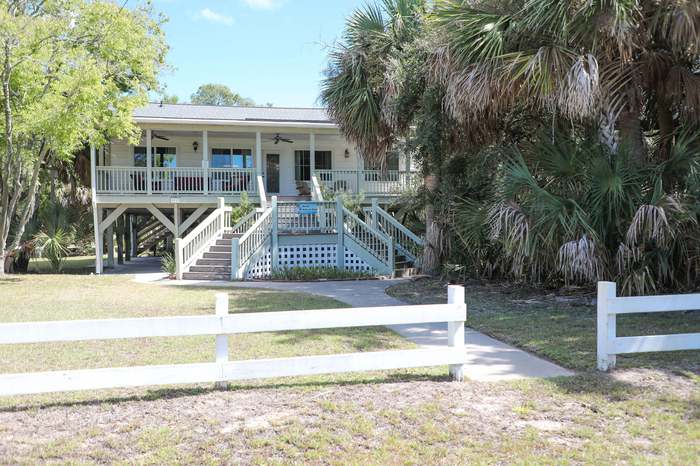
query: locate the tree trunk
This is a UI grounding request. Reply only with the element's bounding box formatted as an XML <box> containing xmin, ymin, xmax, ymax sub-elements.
<box><xmin>421</xmin><ymin>173</ymin><xmax>442</xmax><ymax>275</ymax></box>
<box><xmin>656</xmin><ymin>98</ymin><xmax>674</xmax><ymax>162</ymax></box>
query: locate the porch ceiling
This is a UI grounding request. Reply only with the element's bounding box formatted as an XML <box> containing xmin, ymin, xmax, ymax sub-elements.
<box><xmin>139</xmin><ymin>130</ymin><xmax>339</xmax><ymax>143</ymax></box>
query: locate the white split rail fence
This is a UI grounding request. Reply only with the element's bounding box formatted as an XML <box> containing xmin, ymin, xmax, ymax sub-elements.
<box><xmin>0</xmin><ymin>286</ymin><xmax>467</xmax><ymax>396</ymax></box>
<box><xmin>597</xmin><ymin>281</ymin><xmax>700</xmax><ymax>370</ymax></box>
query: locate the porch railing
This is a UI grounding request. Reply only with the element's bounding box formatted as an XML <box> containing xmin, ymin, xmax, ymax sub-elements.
<box><xmin>314</xmin><ymin>170</ymin><xmax>418</xmax><ymax>196</ymax></box>
<box><xmin>96</xmin><ymin>167</ymin><xmax>258</xmax><ymax>195</ymax></box>
<box><xmin>277</xmin><ymin>201</ymin><xmax>336</xmax><ymax>234</ymax></box>
<box><xmin>231</xmin><ymin>208</ymin><xmax>273</xmax><ymax>279</ymax></box>
<box><xmin>342</xmin><ymin>207</ymin><xmax>393</xmax><ymax>274</ymax></box>
<box><xmin>175</xmin><ymin>199</ymin><xmax>232</xmax><ymax>280</ymax></box>
<box><xmin>365</xmin><ymin>200</ymin><xmax>424</xmax><ymax>263</ymax></box>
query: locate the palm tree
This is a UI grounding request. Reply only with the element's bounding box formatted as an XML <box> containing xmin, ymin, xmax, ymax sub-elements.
<box><xmin>431</xmin><ymin>0</ymin><xmax>700</xmax><ymax>162</ymax></box>
<box><xmin>322</xmin><ymin>0</ymin><xmax>453</xmax><ymax>273</ymax></box>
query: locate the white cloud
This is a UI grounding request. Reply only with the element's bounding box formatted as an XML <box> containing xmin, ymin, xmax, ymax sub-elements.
<box><xmin>242</xmin><ymin>0</ymin><xmax>283</xmax><ymax>10</ymax></box>
<box><xmin>196</xmin><ymin>8</ymin><xmax>234</xmax><ymax>25</ymax></box>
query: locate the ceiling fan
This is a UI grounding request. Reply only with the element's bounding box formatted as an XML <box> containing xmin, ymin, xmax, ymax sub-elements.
<box><xmin>151</xmin><ymin>131</ymin><xmax>170</xmax><ymax>141</ymax></box>
<box><xmin>269</xmin><ymin>133</ymin><xmax>294</xmax><ymax>144</ymax></box>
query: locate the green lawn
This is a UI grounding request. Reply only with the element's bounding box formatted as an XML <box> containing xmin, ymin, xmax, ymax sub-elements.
<box><xmin>27</xmin><ymin>255</ymin><xmax>102</xmax><ymax>274</ymax></box>
<box><xmin>387</xmin><ymin>277</ymin><xmax>700</xmax><ymax>371</ymax></box>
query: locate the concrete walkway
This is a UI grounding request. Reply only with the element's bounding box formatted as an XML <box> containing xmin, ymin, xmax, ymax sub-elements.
<box><xmin>118</xmin><ymin>263</ymin><xmax>573</xmax><ymax>382</ymax></box>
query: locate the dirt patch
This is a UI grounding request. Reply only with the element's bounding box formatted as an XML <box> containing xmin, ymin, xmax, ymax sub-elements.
<box><xmin>1</xmin><ymin>370</ymin><xmax>697</xmax><ymax>464</ymax></box>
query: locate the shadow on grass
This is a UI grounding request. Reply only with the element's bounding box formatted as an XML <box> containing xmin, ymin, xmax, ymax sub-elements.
<box><xmin>0</xmin><ymin>371</ymin><xmax>449</xmax><ymax>413</ymax></box>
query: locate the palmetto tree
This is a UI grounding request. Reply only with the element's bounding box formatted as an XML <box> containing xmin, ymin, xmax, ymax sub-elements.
<box><xmin>431</xmin><ymin>0</ymin><xmax>700</xmax><ymax>161</ymax></box>
<box><xmin>322</xmin><ymin>0</ymin><xmax>453</xmax><ymax>272</ymax></box>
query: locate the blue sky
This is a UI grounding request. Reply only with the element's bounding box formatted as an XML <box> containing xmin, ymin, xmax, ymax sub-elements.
<box><xmin>150</xmin><ymin>0</ymin><xmax>364</xmax><ymax>107</ymax></box>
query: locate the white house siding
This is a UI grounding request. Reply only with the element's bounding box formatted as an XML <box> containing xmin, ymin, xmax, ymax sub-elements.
<box><xmin>108</xmin><ymin>129</ymin><xmax>363</xmax><ymax>197</ymax></box>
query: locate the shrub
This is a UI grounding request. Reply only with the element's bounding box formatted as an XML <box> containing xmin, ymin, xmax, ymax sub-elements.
<box><xmin>160</xmin><ymin>252</ymin><xmax>176</xmax><ymax>278</ymax></box>
<box><xmin>270</xmin><ymin>266</ymin><xmax>373</xmax><ymax>281</ymax></box>
<box><xmin>231</xmin><ymin>192</ymin><xmax>254</xmax><ymax>225</ymax></box>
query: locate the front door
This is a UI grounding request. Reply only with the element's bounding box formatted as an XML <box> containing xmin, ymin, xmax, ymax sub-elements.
<box><xmin>266</xmin><ymin>153</ymin><xmax>280</xmax><ymax>193</ymax></box>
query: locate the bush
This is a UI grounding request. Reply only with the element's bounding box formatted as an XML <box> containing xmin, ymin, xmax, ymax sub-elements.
<box><xmin>160</xmin><ymin>252</ymin><xmax>176</xmax><ymax>278</ymax></box>
<box><xmin>231</xmin><ymin>192</ymin><xmax>254</xmax><ymax>225</ymax></box>
<box><xmin>270</xmin><ymin>266</ymin><xmax>374</xmax><ymax>281</ymax></box>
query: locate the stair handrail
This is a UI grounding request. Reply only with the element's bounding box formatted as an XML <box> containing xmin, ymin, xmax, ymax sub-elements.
<box><xmin>257</xmin><ymin>175</ymin><xmax>268</xmax><ymax>209</ymax></box>
<box><xmin>342</xmin><ymin>206</ymin><xmax>393</xmax><ymax>272</ymax></box>
<box><xmin>371</xmin><ymin>200</ymin><xmax>424</xmax><ymax>262</ymax></box>
<box><xmin>231</xmin><ymin>207</ymin><xmax>273</xmax><ymax>279</ymax></box>
<box><xmin>310</xmin><ymin>175</ymin><xmax>325</xmax><ymax>202</ymax></box>
<box><xmin>175</xmin><ymin>199</ymin><xmax>231</xmax><ymax>280</ymax></box>
<box><xmin>230</xmin><ymin>209</ymin><xmax>263</xmax><ymax>235</ymax></box>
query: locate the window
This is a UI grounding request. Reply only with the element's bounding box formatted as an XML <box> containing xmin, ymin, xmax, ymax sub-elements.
<box><xmin>211</xmin><ymin>148</ymin><xmax>253</xmax><ymax>168</ymax></box>
<box><xmin>295</xmin><ymin>150</ymin><xmax>332</xmax><ymax>180</ymax></box>
<box><xmin>134</xmin><ymin>147</ymin><xmax>177</xmax><ymax>167</ymax></box>
<box><xmin>365</xmin><ymin>151</ymin><xmax>399</xmax><ymax>171</ymax></box>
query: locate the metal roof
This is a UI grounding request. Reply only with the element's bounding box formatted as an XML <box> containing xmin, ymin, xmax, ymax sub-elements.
<box><xmin>133</xmin><ymin>103</ymin><xmax>334</xmax><ymax>125</ymax></box>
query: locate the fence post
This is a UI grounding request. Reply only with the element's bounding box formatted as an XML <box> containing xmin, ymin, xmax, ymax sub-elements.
<box><xmin>597</xmin><ymin>281</ymin><xmax>617</xmax><ymax>371</ymax></box>
<box><xmin>214</xmin><ymin>293</ymin><xmax>229</xmax><ymax>389</ymax></box>
<box><xmin>271</xmin><ymin>196</ymin><xmax>279</xmax><ymax>271</ymax></box>
<box><xmin>447</xmin><ymin>285</ymin><xmax>466</xmax><ymax>381</ymax></box>
<box><xmin>230</xmin><ymin>238</ymin><xmax>240</xmax><ymax>280</ymax></box>
<box><xmin>174</xmin><ymin>238</ymin><xmax>182</xmax><ymax>280</ymax></box>
<box><xmin>336</xmin><ymin>198</ymin><xmax>344</xmax><ymax>269</ymax></box>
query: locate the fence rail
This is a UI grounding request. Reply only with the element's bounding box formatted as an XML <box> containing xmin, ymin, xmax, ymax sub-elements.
<box><xmin>313</xmin><ymin>170</ymin><xmax>418</xmax><ymax>196</ymax></box>
<box><xmin>596</xmin><ymin>281</ymin><xmax>700</xmax><ymax>370</ymax></box>
<box><xmin>0</xmin><ymin>287</ymin><xmax>467</xmax><ymax>396</ymax></box>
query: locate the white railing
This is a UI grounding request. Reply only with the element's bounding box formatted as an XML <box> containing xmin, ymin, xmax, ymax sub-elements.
<box><xmin>369</xmin><ymin>200</ymin><xmax>423</xmax><ymax>263</ymax></box>
<box><xmin>343</xmin><ymin>207</ymin><xmax>393</xmax><ymax>272</ymax></box>
<box><xmin>314</xmin><ymin>170</ymin><xmax>418</xmax><ymax>195</ymax></box>
<box><xmin>597</xmin><ymin>282</ymin><xmax>700</xmax><ymax>370</ymax></box>
<box><xmin>277</xmin><ymin>201</ymin><xmax>336</xmax><ymax>234</ymax></box>
<box><xmin>209</xmin><ymin>168</ymin><xmax>257</xmax><ymax>195</ymax></box>
<box><xmin>95</xmin><ymin>167</ymin><xmax>258</xmax><ymax>195</ymax></box>
<box><xmin>96</xmin><ymin>166</ymin><xmax>148</xmax><ymax>193</ymax></box>
<box><xmin>230</xmin><ymin>209</ymin><xmax>264</xmax><ymax>235</ymax></box>
<box><xmin>175</xmin><ymin>199</ymin><xmax>231</xmax><ymax>280</ymax></box>
<box><xmin>257</xmin><ymin>175</ymin><xmax>267</xmax><ymax>209</ymax></box>
<box><xmin>231</xmin><ymin>208</ymin><xmax>273</xmax><ymax>279</ymax></box>
<box><xmin>310</xmin><ymin>175</ymin><xmax>325</xmax><ymax>202</ymax></box>
<box><xmin>0</xmin><ymin>287</ymin><xmax>466</xmax><ymax>396</ymax></box>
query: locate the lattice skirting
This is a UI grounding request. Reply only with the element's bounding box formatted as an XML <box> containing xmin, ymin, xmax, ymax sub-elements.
<box><xmin>245</xmin><ymin>243</ymin><xmax>374</xmax><ymax>279</ymax></box>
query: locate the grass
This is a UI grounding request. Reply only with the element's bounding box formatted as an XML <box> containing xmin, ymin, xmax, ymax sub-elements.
<box><xmin>0</xmin><ymin>274</ymin><xmax>697</xmax><ymax>463</ymax></box>
<box><xmin>27</xmin><ymin>254</ymin><xmax>101</xmax><ymax>274</ymax></box>
<box><xmin>0</xmin><ymin>274</ymin><xmax>419</xmax><ymax>406</ymax></box>
<box><xmin>387</xmin><ymin>277</ymin><xmax>700</xmax><ymax>371</ymax></box>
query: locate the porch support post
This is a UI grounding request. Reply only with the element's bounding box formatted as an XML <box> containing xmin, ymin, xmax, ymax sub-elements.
<box><xmin>271</xmin><ymin>196</ymin><xmax>279</xmax><ymax>271</ymax></box>
<box><xmin>106</xmin><ymin>224</ymin><xmax>114</xmax><ymax>268</ymax></box>
<box><xmin>202</xmin><ymin>130</ymin><xmax>209</xmax><ymax>195</ymax></box>
<box><xmin>356</xmin><ymin>151</ymin><xmax>362</xmax><ymax>193</ymax></box>
<box><xmin>309</xmin><ymin>132</ymin><xmax>315</xmax><ymax>175</ymax></box>
<box><xmin>130</xmin><ymin>215</ymin><xmax>138</xmax><ymax>257</ymax></box>
<box><xmin>336</xmin><ymin>198</ymin><xmax>344</xmax><ymax>269</ymax></box>
<box><xmin>146</xmin><ymin>129</ymin><xmax>152</xmax><ymax>195</ymax></box>
<box><xmin>93</xmin><ymin>206</ymin><xmax>103</xmax><ymax>274</ymax></box>
<box><xmin>173</xmin><ymin>205</ymin><xmax>181</xmax><ymax>238</ymax></box>
<box><xmin>255</xmin><ymin>131</ymin><xmax>263</xmax><ymax>177</ymax></box>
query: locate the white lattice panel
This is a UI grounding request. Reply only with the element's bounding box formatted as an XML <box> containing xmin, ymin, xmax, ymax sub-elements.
<box><xmin>246</xmin><ymin>246</ymin><xmax>271</xmax><ymax>279</ymax></box>
<box><xmin>343</xmin><ymin>247</ymin><xmax>375</xmax><ymax>273</ymax></box>
<box><xmin>278</xmin><ymin>244</ymin><xmax>337</xmax><ymax>269</ymax></box>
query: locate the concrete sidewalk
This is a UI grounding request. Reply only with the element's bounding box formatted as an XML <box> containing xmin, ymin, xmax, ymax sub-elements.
<box><xmin>145</xmin><ymin>276</ymin><xmax>573</xmax><ymax>382</ymax></box>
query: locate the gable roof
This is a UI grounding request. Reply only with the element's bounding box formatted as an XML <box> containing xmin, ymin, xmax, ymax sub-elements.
<box><xmin>133</xmin><ymin>103</ymin><xmax>334</xmax><ymax>125</ymax></box>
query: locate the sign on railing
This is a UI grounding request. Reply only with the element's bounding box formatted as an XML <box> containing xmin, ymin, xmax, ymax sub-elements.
<box><xmin>597</xmin><ymin>282</ymin><xmax>700</xmax><ymax>370</ymax></box>
<box><xmin>0</xmin><ymin>287</ymin><xmax>467</xmax><ymax>396</ymax></box>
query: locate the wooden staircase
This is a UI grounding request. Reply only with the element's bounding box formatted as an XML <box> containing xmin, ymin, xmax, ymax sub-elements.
<box><xmin>182</xmin><ymin>232</ymin><xmax>238</xmax><ymax>280</ymax></box>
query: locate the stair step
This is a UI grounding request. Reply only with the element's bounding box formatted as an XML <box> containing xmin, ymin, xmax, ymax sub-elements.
<box><xmin>189</xmin><ymin>265</ymin><xmax>231</xmax><ymax>273</ymax></box>
<box><xmin>203</xmin><ymin>252</ymin><xmax>232</xmax><ymax>259</ymax></box>
<box><xmin>394</xmin><ymin>267</ymin><xmax>420</xmax><ymax>278</ymax></box>
<box><xmin>182</xmin><ymin>272</ymin><xmax>230</xmax><ymax>281</ymax></box>
<box><xmin>222</xmin><ymin>233</ymin><xmax>241</xmax><ymax>240</ymax></box>
<box><xmin>196</xmin><ymin>258</ymin><xmax>231</xmax><ymax>266</ymax></box>
<box><xmin>215</xmin><ymin>239</ymin><xmax>232</xmax><ymax>246</ymax></box>
<box><xmin>209</xmin><ymin>245</ymin><xmax>231</xmax><ymax>253</ymax></box>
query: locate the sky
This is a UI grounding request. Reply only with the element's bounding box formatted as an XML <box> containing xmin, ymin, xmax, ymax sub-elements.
<box><xmin>148</xmin><ymin>0</ymin><xmax>365</xmax><ymax>107</ymax></box>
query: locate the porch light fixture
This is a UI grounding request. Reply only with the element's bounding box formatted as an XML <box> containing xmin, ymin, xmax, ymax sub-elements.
<box><xmin>344</xmin><ymin>148</ymin><xmax>350</xmax><ymax>158</ymax></box>
<box><xmin>192</xmin><ymin>141</ymin><xmax>199</xmax><ymax>152</ymax></box>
